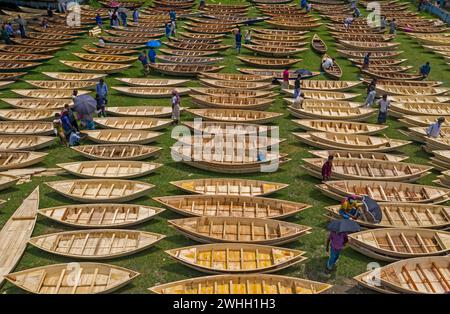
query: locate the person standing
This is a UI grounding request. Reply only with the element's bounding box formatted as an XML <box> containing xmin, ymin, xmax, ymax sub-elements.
<box><xmin>119</xmin><ymin>10</ymin><xmax>127</xmax><ymax>27</ymax></box>
<box><xmin>426</xmin><ymin>117</ymin><xmax>445</xmax><ymax>138</ymax></box>
<box><xmin>300</xmin><ymin>0</ymin><xmax>307</xmax><ymax>9</ymax></box>
<box><xmin>377</xmin><ymin>94</ymin><xmax>390</xmax><ymax>124</ymax></box>
<box><xmin>17</xmin><ymin>15</ymin><xmax>26</xmax><ymax>38</ymax></box>
<box><xmin>199</xmin><ymin>0</ymin><xmax>206</xmax><ymax>10</ymax></box>
<box><xmin>306</xmin><ymin>2</ymin><xmax>312</xmax><ymax>12</ymax></box>
<box><xmin>364</xmin><ymin>79</ymin><xmax>377</xmax><ymax>107</ymax></box>
<box><xmin>1</xmin><ymin>24</ymin><xmax>11</xmax><ymax>44</ymax></box>
<box><xmin>380</xmin><ymin>15</ymin><xmax>387</xmax><ymax>30</ymax></box>
<box><xmin>112</xmin><ymin>9</ymin><xmax>119</xmax><ymax>27</ymax></box>
<box><xmin>244</xmin><ymin>29</ymin><xmax>252</xmax><ymax>44</ymax></box>
<box><xmin>171</xmin><ymin>90</ymin><xmax>181</xmax><ymax>124</ymax></box>
<box><xmin>53</xmin><ymin>113</ymin><xmax>69</xmax><ymax>147</ymax></box>
<box><xmin>326</xmin><ymin>229</ymin><xmax>348</xmax><ymax>272</ymax></box>
<box><xmin>363</xmin><ymin>52</ymin><xmax>371</xmax><ymax>69</ymax></box>
<box><xmin>165</xmin><ymin>22</ymin><xmax>171</xmax><ymax>40</ymax></box>
<box><xmin>139</xmin><ymin>50</ymin><xmax>150</xmax><ymax>75</ymax></box>
<box><xmin>282</xmin><ymin>68</ymin><xmax>290</xmax><ymax>90</ymax></box>
<box><xmin>235</xmin><ymin>28</ymin><xmax>242</xmax><ymax>54</ymax></box>
<box><xmin>148</xmin><ymin>47</ymin><xmax>156</xmax><ymax>64</ymax></box>
<box><xmin>294</xmin><ymin>74</ymin><xmax>302</xmax><ymax>98</ymax></box>
<box><xmin>96</xmin><ymin>79</ymin><xmax>108</xmax><ymax>112</ymax></box>
<box><xmin>321</xmin><ymin>155</ymin><xmax>334</xmax><ymax>181</ymax></box>
<box><xmin>389</xmin><ymin>18</ymin><xmax>397</xmax><ymax>34</ymax></box>
<box><xmin>420</xmin><ymin>61</ymin><xmax>431</xmax><ymax>78</ymax></box>
<box><xmin>5</xmin><ymin>22</ymin><xmax>13</xmax><ymax>37</ymax></box>
<box><xmin>170</xmin><ymin>20</ymin><xmax>176</xmax><ymax>37</ymax></box>
<box><xmin>95</xmin><ymin>13</ymin><xmax>102</xmax><ymax>27</ymax></box>
<box><xmin>133</xmin><ymin>8</ymin><xmax>139</xmax><ymax>23</ymax></box>
<box><xmin>169</xmin><ymin>10</ymin><xmax>176</xmax><ymax>22</ymax></box>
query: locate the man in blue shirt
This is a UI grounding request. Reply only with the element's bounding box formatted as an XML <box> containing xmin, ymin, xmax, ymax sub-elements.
<box><xmin>300</xmin><ymin>0</ymin><xmax>307</xmax><ymax>9</ymax></box>
<box><xmin>420</xmin><ymin>62</ymin><xmax>431</xmax><ymax>78</ymax></box>
<box><xmin>133</xmin><ymin>9</ymin><xmax>139</xmax><ymax>23</ymax></box>
<box><xmin>169</xmin><ymin>10</ymin><xmax>176</xmax><ymax>22</ymax></box>
<box><xmin>96</xmin><ymin>79</ymin><xmax>108</xmax><ymax>109</ymax></box>
<box><xmin>95</xmin><ymin>13</ymin><xmax>102</xmax><ymax>27</ymax></box>
<box><xmin>139</xmin><ymin>50</ymin><xmax>149</xmax><ymax>75</ymax></box>
<box><xmin>148</xmin><ymin>48</ymin><xmax>156</xmax><ymax>64</ymax></box>
<box><xmin>235</xmin><ymin>29</ymin><xmax>242</xmax><ymax>54</ymax></box>
<box><xmin>165</xmin><ymin>22</ymin><xmax>171</xmax><ymax>40</ymax></box>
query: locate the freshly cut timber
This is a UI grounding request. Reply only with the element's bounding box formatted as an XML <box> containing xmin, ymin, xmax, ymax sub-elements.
<box><xmin>0</xmin><ymin>151</ymin><xmax>47</xmax><ymax>170</ymax></box>
<box><xmin>337</xmin><ymin>49</ymin><xmax>403</xmax><ymax>58</ymax></box>
<box><xmin>0</xmin><ymin>187</ymin><xmax>39</xmax><ymax>286</ymax></box>
<box><xmin>168</xmin><ymin>216</ymin><xmax>311</xmax><ymax>245</ymax></box>
<box><xmin>288</xmin><ymin>106</ymin><xmax>376</xmax><ymax>122</ymax></box>
<box><xmin>199</xmin><ymin>78</ymin><xmax>273</xmax><ymax>90</ymax></box>
<box><xmin>311</xmin><ymin>34</ymin><xmax>327</xmax><ymax>54</ymax></box>
<box><xmin>60</xmin><ymin>60</ymin><xmax>131</xmax><ymax>74</ymax></box>
<box><xmin>83</xmin><ymin>130</ymin><xmax>162</xmax><ymax>144</ymax></box>
<box><xmin>72</xmin><ymin>144</ymin><xmax>161</xmax><ymax>160</ymax></box>
<box><xmin>321</xmin><ymin>180</ymin><xmax>450</xmax><ymax>204</ymax></box>
<box><xmin>0</xmin><ymin>109</ymin><xmax>59</xmax><ymax>121</ymax></box>
<box><xmin>169</xmin><ymin>178</ymin><xmax>288</xmax><ymax>196</ymax></box>
<box><xmin>106</xmin><ymin>106</ymin><xmax>175</xmax><ymax>118</ymax></box>
<box><xmin>11</xmin><ymin>38</ymin><xmax>70</xmax><ymax>46</ymax></box>
<box><xmin>361</xmin><ymin>70</ymin><xmax>424</xmax><ymax>80</ymax></box>
<box><xmin>390</xmin><ymin>95</ymin><xmax>449</xmax><ymax>103</ymax></box>
<box><xmin>325</xmin><ymin>203</ymin><xmax>450</xmax><ymax>229</ymax></box>
<box><xmin>29</xmin><ymin>229</ymin><xmax>165</xmax><ymax>259</ymax></box>
<box><xmin>0</xmin><ymin>121</ymin><xmax>53</xmax><ymax>135</ymax></box>
<box><xmin>149</xmin><ymin>274</ymin><xmax>331</xmax><ymax>294</ymax></box>
<box><xmin>0</xmin><ymin>60</ymin><xmax>41</xmax><ymax>70</ymax></box>
<box><xmin>0</xmin><ymin>45</ymin><xmax>60</xmax><ymax>54</ymax></box>
<box><xmin>190</xmin><ymin>88</ymin><xmax>275</xmax><ymax>98</ymax></box>
<box><xmin>378</xmin><ymin>256</ymin><xmax>450</xmax><ymax>294</ymax></box>
<box><xmin>190</xmin><ymin>94</ymin><xmax>273</xmax><ymax>110</ymax></box>
<box><xmin>292</xmin><ymin>120</ymin><xmax>388</xmax><ymax>135</ymax></box>
<box><xmin>24</xmin><ymin>80</ymin><xmax>97</xmax><ymax>90</ymax></box>
<box><xmin>349</xmin><ymin>228</ymin><xmax>450</xmax><ymax>260</ymax></box>
<box><xmin>283</xmin><ymin>90</ymin><xmax>359</xmax><ymax>100</ymax></box>
<box><xmin>155</xmin><ymin>195</ymin><xmax>309</xmax><ymax>219</ymax></box>
<box><xmin>0</xmin><ymin>52</ymin><xmax>53</xmax><ymax>62</ymax></box>
<box><xmin>46</xmin><ymin>179</ymin><xmax>155</xmax><ymax>203</ymax></box>
<box><xmin>243</xmin><ymin>44</ymin><xmax>306</xmax><ymax>57</ymax></box>
<box><xmin>303</xmin><ymin>158</ymin><xmax>432</xmax><ymax>182</ymax></box>
<box><xmin>72</xmin><ymin>52</ymin><xmax>137</xmax><ymax>63</ymax></box>
<box><xmin>165</xmin><ymin>243</ymin><xmax>306</xmax><ymax>274</ymax></box>
<box><xmin>0</xmin><ymin>72</ymin><xmax>26</xmax><ymax>81</ymax></box>
<box><xmin>165</xmin><ymin>42</ymin><xmax>231</xmax><ymax>51</ymax></box>
<box><xmin>200</xmin><ymin>72</ymin><xmax>273</xmax><ymax>82</ymax></box>
<box><xmin>285</xmin><ymin>80</ymin><xmax>362</xmax><ymax>91</ymax></box>
<box><xmin>112</xmin><ymin>86</ymin><xmax>190</xmax><ymax>98</ymax></box>
<box><xmin>158</xmin><ymin>48</ymin><xmax>219</xmax><ymax>56</ymax></box>
<box><xmin>5</xmin><ymin>263</ymin><xmax>139</xmax><ymax>294</ymax></box>
<box><xmin>309</xmin><ymin>150</ymin><xmax>408</xmax><ymax>162</ymax></box>
<box><xmin>11</xmin><ymin>89</ymin><xmax>90</xmax><ymax>99</ymax></box>
<box><xmin>42</xmin><ymin>72</ymin><xmax>107</xmax><ymax>81</ymax></box>
<box><xmin>0</xmin><ymin>135</ymin><xmax>54</xmax><ymax>151</ymax></box>
<box><xmin>94</xmin><ymin>117</ymin><xmax>173</xmax><ymax>130</ymax></box>
<box><xmin>57</xmin><ymin>160</ymin><xmax>162</xmax><ymax>179</ymax></box>
<box><xmin>186</xmin><ymin>108</ymin><xmax>282</xmax><ymax>124</ymax></box>
<box><xmin>149</xmin><ymin>63</ymin><xmax>224</xmax><ymax>76</ymax></box>
<box><xmin>39</xmin><ymin>204</ymin><xmax>164</xmax><ymax>228</ymax></box>
<box><xmin>0</xmin><ymin>98</ymin><xmax>72</xmax><ymax>110</ymax></box>
<box><xmin>115</xmin><ymin>78</ymin><xmax>190</xmax><ymax>87</ymax></box>
<box><xmin>237</xmin><ymin>56</ymin><xmax>301</xmax><ymax>68</ymax></box>
<box><xmin>82</xmin><ymin>45</ymin><xmax>138</xmax><ymax>55</ymax></box>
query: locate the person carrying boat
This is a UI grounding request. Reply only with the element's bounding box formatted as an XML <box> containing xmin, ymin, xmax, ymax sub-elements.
<box><xmin>321</xmin><ymin>155</ymin><xmax>334</xmax><ymax>181</ymax></box>
<box><xmin>376</xmin><ymin>94</ymin><xmax>390</xmax><ymax>124</ymax></box>
<box><xmin>426</xmin><ymin>117</ymin><xmax>446</xmax><ymax>138</ymax></box>
<box><xmin>420</xmin><ymin>62</ymin><xmax>431</xmax><ymax>78</ymax></box>
<box><xmin>326</xmin><ymin>229</ymin><xmax>348</xmax><ymax>272</ymax></box>
<box><xmin>339</xmin><ymin>195</ymin><xmax>360</xmax><ymax>219</ymax></box>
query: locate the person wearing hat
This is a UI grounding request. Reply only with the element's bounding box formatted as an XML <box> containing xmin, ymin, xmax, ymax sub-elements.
<box><xmin>426</xmin><ymin>117</ymin><xmax>446</xmax><ymax>138</ymax></box>
<box><xmin>339</xmin><ymin>195</ymin><xmax>360</xmax><ymax>219</ymax></box>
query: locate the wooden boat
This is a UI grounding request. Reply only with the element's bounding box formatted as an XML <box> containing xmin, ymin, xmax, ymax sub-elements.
<box><xmin>149</xmin><ymin>63</ymin><xmax>224</xmax><ymax>76</ymax></box>
<box><xmin>332</xmin><ymin>33</ymin><xmax>395</xmax><ymax>42</ymax></box>
<box><xmin>170</xmin><ymin>37</ymin><xmax>223</xmax><ymax>45</ymax></box>
<box><xmin>155</xmin><ymin>195</ymin><xmax>309</xmax><ymax>219</ymax></box>
<box><xmin>169</xmin><ymin>178</ymin><xmax>288</xmax><ymax>196</ymax></box>
<box><xmin>42</xmin><ymin>72</ymin><xmax>106</xmax><ymax>81</ymax></box>
<box><xmin>200</xmin><ymin>72</ymin><xmax>273</xmax><ymax>82</ymax></box>
<box><xmin>83</xmin><ymin>130</ymin><xmax>162</xmax><ymax>145</ymax></box>
<box><xmin>433</xmin><ymin>150</ymin><xmax>450</xmax><ymax>164</ymax></box>
<box><xmin>168</xmin><ymin>216</ymin><xmax>311</xmax><ymax>245</ymax></box>
<box><xmin>11</xmin><ymin>89</ymin><xmax>89</xmax><ymax>99</ymax></box>
<box><xmin>0</xmin><ymin>60</ymin><xmax>41</xmax><ymax>70</ymax></box>
<box><xmin>286</xmin><ymin>80</ymin><xmax>362</xmax><ymax>91</ymax></box>
<box><xmin>0</xmin><ymin>45</ymin><xmax>60</xmax><ymax>54</ymax></box>
<box><xmin>391</xmin><ymin>95</ymin><xmax>450</xmax><ymax>103</ymax></box>
<box><xmin>190</xmin><ymin>88</ymin><xmax>274</xmax><ymax>98</ymax></box>
<box><xmin>115</xmin><ymin>78</ymin><xmax>189</xmax><ymax>87</ymax></box>
<box><xmin>361</xmin><ymin>70</ymin><xmax>424</xmax><ymax>80</ymax></box>
<box><xmin>378</xmin><ymin>256</ymin><xmax>450</xmax><ymax>294</ymax></box>
<box><xmin>252</xmin><ymin>33</ymin><xmax>308</xmax><ymax>41</ymax></box>
<box><xmin>28</xmin><ymin>25</ymin><xmax>86</xmax><ymax>35</ymax></box>
<box><xmin>158</xmin><ymin>48</ymin><xmax>218</xmax><ymax>56</ymax></box>
<box><xmin>391</xmin><ymin>103</ymin><xmax>450</xmax><ymax>116</ymax></box>
<box><xmin>294</xmin><ymin>132</ymin><xmax>411</xmax><ymax>152</ymax></box>
<box><xmin>103</xmin><ymin>29</ymin><xmax>164</xmax><ymax>38</ymax></box>
<box><xmin>354</xmin><ymin>269</ymin><xmax>398</xmax><ymax>294</ymax></box>
<box><xmin>165</xmin><ymin>243</ymin><xmax>306</xmax><ymax>274</ymax></box>
<box><xmin>349</xmin><ymin>228</ymin><xmax>450</xmax><ymax>260</ymax></box>
<box><xmin>10</xmin><ymin>38</ymin><xmax>69</xmax><ymax>46</ymax></box>
<box><xmin>190</xmin><ymin>94</ymin><xmax>273</xmax><ymax>110</ymax></box>
<box><xmin>199</xmin><ymin>78</ymin><xmax>273</xmax><ymax>90</ymax></box>
<box><xmin>183</xmin><ymin>26</ymin><xmax>234</xmax><ymax>34</ymax></box>
<box><xmin>106</xmin><ymin>106</ymin><xmax>175</xmax><ymax>118</ymax></box>
<box><xmin>94</xmin><ymin>117</ymin><xmax>172</xmax><ymax>131</ymax></box>
<box><xmin>237</xmin><ymin>56</ymin><xmax>300</xmax><ymax>68</ymax></box>
<box><xmin>156</xmin><ymin>55</ymin><xmax>223</xmax><ymax>64</ymax></box>
<box><xmin>288</xmin><ymin>106</ymin><xmax>375</xmax><ymax>122</ymax></box>
<box><xmin>361</xmin><ymin>79</ymin><xmax>443</xmax><ymax>88</ymax></box>
<box><xmin>284</xmin><ymin>90</ymin><xmax>358</xmax><ymax>100</ymax></box>
<box><xmin>29</xmin><ymin>229</ymin><xmax>165</xmax><ymax>260</ymax></box>
<box><xmin>349</xmin><ymin>58</ymin><xmax>407</xmax><ymax>67</ymax></box>
<box><xmin>101</xmin><ymin>36</ymin><xmax>152</xmax><ymax>44</ymax></box>
<box><xmin>149</xmin><ymin>274</ymin><xmax>331</xmax><ymax>294</ymax></box>
<box><xmin>292</xmin><ymin>120</ymin><xmax>387</xmax><ymax>135</ymax></box>
<box><xmin>0</xmin><ymin>52</ymin><xmax>53</xmax><ymax>62</ymax></box>
<box><xmin>39</xmin><ymin>204</ymin><xmax>164</xmax><ymax>229</ymax></box>
<box><xmin>243</xmin><ymin>44</ymin><xmax>305</xmax><ymax>57</ymax></box>
<box><xmin>72</xmin><ymin>144</ymin><xmax>161</xmax><ymax>160</ymax></box>
<box><xmin>72</xmin><ymin>52</ymin><xmax>136</xmax><ymax>64</ymax></box>
<box><xmin>326</xmin><ymin>203</ymin><xmax>450</xmax><ymax>229</ymax></box>
<box><xmin>265</xmin><ymin>20</ymin><xmax>322</xmax><ymax>30</ymax></box>
<box><xmin>303</xmin><ymin>158</ymin><xmax>432</xmax><ymax>182</ymax></box>
<box><xmin>0</xmin><ymin>135</ymin><xmax>54</xmax><ymax>151</ymax></box>
<box><xmin>180</xmin><ymin>32</ymin><xmax>225</xmax><ymax>39</ymax></box>
<box><xmin>310</xmin><ymin>150</ymin><xmax>407</xmax><ymax>162</ymax></box>
<box><xmin>165</xmin><ymin>42</ymin><xmax>231</xmax><ymax>51</ymax></box>
<box><xmin>357</xmin><ymin>65</ymin><xmax>413</xmax><ymax>73</ymax></box>
<box><xmin>377</xmin><ymin>86</ymin><xmax>449</xmax><ymax>96</ymax></box>
<box><xmin>337</xmin><ymin>49</ymin><xmax>403</xmax><ymax>59</ymax></box>
<box><xmin>25</xmin><ymin>80</ymin><xmax>97</xmax><ymax>90</ymax></box>
<box><xmin>0</xmin><ymin>98</ymin><xmax>72</xmax><ymax>110</ymax></box>
<box><xmin>322</xmin><ymin>62</ymin><xmax>342</xmax><ymax>80</ymax></box>
<box><xmin>186</xmin><ymin>108</ymin><xmax>282</xmax><ymax>124</ymax></box>
<box><xmin>0</xmin><ymin>151</ymin><xmax>47</xmax><ymax>170</ymax></box>
<box><xmin>112</xmin><ymin>87</ymin><xmax>190</xmax><ymax>98</ymax></box>
<box><xmin>57</xmin><ymin>160</ymin><xmax>162</xmax><ymax>179</ymax></box>
<box><xmin>321</xmin><ymin>180</ymin><xmax>450</xmax><ymax>204</ymax></box>
<box><xmin>60</xmin><ymin>60</ymin><xmax>131</xmax><ymax>74</ymax></box>
<box><xmin>0</xmin><ymin>187</ymin><xmax>38</xmax><ymax>286</ymax></box>
<box><xmin>176</xmin><ymin>134</ymin><xmax>283</xmax><ymax>149</ymax></box>
<box><xmin>5</xmin><ymin>263</ymin><xmax>139</xmax><ymax>294</ymax></box>
<box><xmin>82</xmin><ymin>45</ymin><xmax>137</xmax><ymax>55</ymax></box>
<box><xmin>26</xmin><ymin>32</ymin><xmax>78</xmax><ymax>41</ymax></box>
<box><xmin>0</xmin><ymin>121</ymin><xmax>53</xmax><ymax>135</ymax></box>
<box><xmin>311</xmin><ymin>34</ymin><xmax>327</xmax><ymax>54</ymax></box>
<box><xmin>0</xmin><ymin>72</ymin><xmax>27</xmax><ymax>81</ymax></box>
<box><xmin>46</xmin><ymin>179</ymin><xmax>155</xmax><ymax>203</ymax></box>
<box><xmin>249</xmin><ymin>39</ymin><xmax>307</xmax><ymax>47</ymax></box>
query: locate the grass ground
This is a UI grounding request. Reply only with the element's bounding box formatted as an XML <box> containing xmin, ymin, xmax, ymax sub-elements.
<box><xmin>0</xmin><ymin>0</ymin><xmax>449</xmax><ymax>294</ymax></box>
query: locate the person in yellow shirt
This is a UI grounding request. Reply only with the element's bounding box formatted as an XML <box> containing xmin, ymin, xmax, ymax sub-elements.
<box><xmin>339</xmin><ymin>195</ymin><xmax>360</xmax><ymax>219</ymax></box>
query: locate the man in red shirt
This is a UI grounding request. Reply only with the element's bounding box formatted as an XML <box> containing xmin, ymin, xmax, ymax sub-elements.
<box><xmin>321</xmin><ymin>155</ymin><xmax>334</xmax><ymax>181</ymax></box>
<box><xmin>282</xmin><ymin>68</ymin><xmax>290</xmax><ymax>90</ymax></box>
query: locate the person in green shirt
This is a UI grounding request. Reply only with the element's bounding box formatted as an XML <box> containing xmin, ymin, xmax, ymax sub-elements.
<box><xmin>1</xmin><ymin>24</ymin><xmax>11</xmax><ymax>44</ymax></box>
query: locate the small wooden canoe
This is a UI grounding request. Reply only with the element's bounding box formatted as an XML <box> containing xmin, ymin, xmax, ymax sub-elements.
<box><xmin>26</xmin><ymin>31</ymin><xmax>78</xmax><ymax>41</ymax></box>
<box><xmin>200</xmin><ymin>72</ymin><xmax>273</xmax><ymax>82</ymax></box>
<box><xmin>349</xmin><ymin>58</ymin><xmax>407</xmax><ymax>66</ymax></box>
<box><xmin>155</xmin><ymin>194</ymin><xmax>309</xmax><ymax>219</ymax></box>
<box><xmin>190</xmin><ymin>88</ymin><xmax>274</xmax><ymax>98</ymax></box>
<box><xmin>283</xmin><ymin>90</ymin><xmax>359</xmax><ymax>100</ymax></box>
<box><xmin>250</xmin><ymin>39</ymin><xmax>307</xmax><ymax>47</ymax></box>
<box><xmin>0</xmin><ymin>98</ymin><xmax>72</xmax><ymax>110</ymax></box>
<box><xmin>390</xmin><ymin>95</ymin><xmax>449</xmax><ymax>103</ymax></box>
<box><xmin>94</xmin><ymin>117</ymin><xmax>172</xmax><ymax>131</ymax></box>
<box><xmin>0</xmin><ymin>109</ymin><xmax>59</xmax><ymax>121</ymax></box>
<box><xmin>0</xmin><ymin>60</ymin><xmax>41</xmax><ymax>70</ymax></box>
<box><xmin>60</xmin><ymin>60</ymin><xmax>131</xmax><ymax>74</ymax></box>
<box><xmin>57</xmin><ymin>160</ymin><xmax>162</xmax><ymax>179</ymax></box>
<box><xmin>182</xmin><ymin>121</ymin><xmax>278</xmax><ymax>136</ymax></box>
<box><xmin>149</xmin><ymin>63</ymin><xmax>224</xmax><ymax>76</ymax></box>
<box><xmin>42</xmin><ymin>72</ymin><xmax>107</xmax><ymax>81</ymax></box>
<box><xmin>170</xmin><ymin>37</ymin><xmax>223</xmax><ymax>45</ymax></box>
<box><xmin>0</xmin><ymin>151</ymin><xmax>47</xmax><ymax>170</ymax></box>
<box><xmin>176</xmin><ymin>134</ymin><xmax>283</xmax><ymax>150</ymax></box>
<box><xmin>339</xmin><ymin>41</ymin><xmax>400</xmax><ymax>50</ymax></box>
<box><xmin>190</xmin><ymin>94</ymin><xmax>273</xmax><ymax>110</ymax></box>
<box><xmin>157</xmin><ymin>55</ymin><xmax>223</xmax><ymax>64</ymax></box>
<box><xmin>252</xmin><ymin>28</ymin><xmax>307</xmax><ymax>36</ymax></box>
<box><xmin>376</xmin><ymin>86</ymin><xmax>449</xmax><ymax>96</ymax></box>
<box><xmin>83</xmin><ymin>130</ymin><xmax>162</xmax><ymax>145</ymax></box>
<box><xmin>11</xmin><ymin>38</ymin><xmax>69</xmax><ymax>46</ymax></box>
<box><xmin>337</xmin><ymin>49</ymin><xmax>403</xmax><ymax>59</ymax></box>
<box><xmin>244</xmin><ymin>44</ymin><xmax>306</xmax><ymax>57</ymax></box>
<box><xmin>103</xmin><ymin>29</ymin><xmax>164</xmax><ymax>38</ymax></box>
<box><xmin>72</xmin><ymin>144</ymin><xmax>161</xmax><ymax>160</ymax></box>
<box><xmin>362</xmin><ymin>79</ymin><xmax>443</xmax><ymax>88</ymax></box>
<box><xmin>149</xmin><ymin>274</ymin><xmax>331</xmax><ymax>294</ymax></box>
<box><xmin>11</xmin><ymin>89</ymin><xmax>90</xmax><ymax>99</ymax></box>
<box><xmin>0</xmin><ymin>135</ymin><xmax>54</xmax><ymax>151</ymax></box>
<box><xmin>0</xmin><ymin>44</ymin><xmax>60</xmax><ymax>54</ymax></box>
<box><xmin>29</xmin><ymin>229</ymin><xmax>165</xmax><ymax>259</ymax></box>
<box><xmin>73</xmin><ymin>52</ymin><xmax>137</xmax><ymax>64</ymax></box>
<box><xmin>101</xmin><ymin>36</ymin><xmax>153</xmax><ymax>44</ymax></box>
<box><xmin>5</xmin><ymin>263</ymin><xmax>139</xmax><ymax>294</ymax></box>
<box><xmin>82</xmin><ymin>45</ymin><xmax>138</xmax><ymax>55</ymax></box>
<box><xmin>165</xmin><ymin>41</ymin><xmax>231</xmax><ymax>51</ymax></box>
<box><xmin>287</xmin><ymin>80</ymin><xmax>363</xmax><ymax>91</ymax></box>
<box><xmin>391</xmin><ymin>103</ymin><xmax>450</xmax><ymax>116</ymax></box>
<box><xmin>309</xmin><ymin>150</ymin><xmax>408</xmax><ymax>162</ymax></box>
<box><xmin>39</xmin><ymin>204</ymin><xmax>164</xmax><ymax>229</ymax></box>
<box><xmin>199</xmin><ymin>78</ymin><xmax>273</xmax><ymax>90</ymax></box>
<box><xmin>169</xmin><ymin>216</ymin><xmax>311</xmax><ymax>245</ymax></box>
<box><xmin>361</xmin><ymin>70</ymin><xmax>424</xmax><ymax>80</ymax></box>
<box><xmin>311</xmin><ymin>34</ymin><xmax>327</xmax><ymax>54</ymax></box>
<box><xmin>0</xmin><ymin>187</ymin><xmax>38</xmax><ymax>286</ymax></box>
<box><xmin>106</xmin><ymin>106</ymin><xmax>175</xmax><ymax>118</ymax></box>
<box><xmin>115</xmin><ymin>78</ymin><xmax>189</xmax><ymax>87</ymax></box>
<box><xmin>0</xmin><ymin>72</ymin><xmax>27</xmax><ymax>81</ymax></box>
<box><xmin>265</xmin><ymin>20</ymin><xmax>322</xmax><ymax>30</ymax></box>
<box><xmin>0</xmin><ymin>121</ymin><xmax>53</xmax><ymax>135</ymax></box>
<box><xmin>46</xmin><ymin>179</ymin><xmax>155</xmax><ymax>203</ymax></box>
<box><xmin>186</xmin><ymin>108</ymin><xmax>282</xmax><ymax>124</ymax></box>
<box><xmin>159</xmin><ymin>48</ymin><xmax>219</xmax><ymax>56</ymax></box>
<box><xmin>288</xmin><ymin>106</ymin><xmax>375</xmax><ymax>122</ymax></box>
<box><xmin>237</xmin><ymin>56</ymin><xmax>301</xmax><ymax>68</ymax></box>
<box><xmin>166</xmin><ymin>243</ymin><xmax>306</xmax><ymax>274</ymax></box>
<box><xmin>112</xmin><ymin>86</ymin><xmax>190</xmax><ymax>98</ymax></box>
<box><xmin>235</xmin><ymin>68</ymin><xmax>317</xmax><ymax>80</ymax></box>
<box><xmin>0</xmin><ymin>52</ymin><xmax>53</xmax><ymax>62</ymax></box>
<box><xmin>180</xmin><ymin>32</ymin><xmax>225</xmax><ymax>39</ymax></box>
<box><xmin>25</xmin><ymin>80</ymin><xmax>97</xmax><ymax>90</ymax></box>
<box><xmin>292</xmin><ymin>120</ymin><xmax>387</xmax><ymax>135</ymax></box>
<box><xmin>252</xmin><ymin>33</ymin><xmax>309</xmax><ymax>41</ymax></box>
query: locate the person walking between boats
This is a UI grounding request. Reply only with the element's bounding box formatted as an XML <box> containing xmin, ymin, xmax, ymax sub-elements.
<box><xmin>426</xmin><ymin>117</ymin><xmax>446</xmax><ymax>138</ymax></box>
<box><xmin>244</xmin><ymin>29</ymin><xmax>252</xmax><ymax>44</ymax></box>
<box><xmin>95</xmin><ymin>13</ymin><xmax>102</xmax><ymax>28</ymax></box>
<box><xmin>170</xmin><ymin>20</ymin><xmax>176</xmax><ymax>37</ymax></box>
<box><xmin>380</xmin><ymin>15</ymin><xmax>387</xmax><ymax>30</ymax></box>
<box><xmin>53</xmin><ymin>113</ymin><xmax>68</xmax><ymax>147</ymax></box>
<box><xmin>293</xmin><ymin>74</ymin><xmax>302</xmax><ymax>99</ymax></box>
<box><xmin>420</xmin><ymin>61</ymin><xmax>431</xmax><ymax>78</ymax></box>
<box><xmin>300</xmin><ymin>0</ymin><xmax>307</xmax><ymax>9</ymax></box>
<box><xmin>377</xmin><ymin>94</ymin><xmax>390</xmax><ymax>124</ymax></box>
<box><xmin>96</xmin><ymin>79</ymin><xmax>108</xmax><ymax>113</ymax></box>
<box><xmin>1</xmin><ymin>24</ymin><xmax>11</xmax><ymax>45</ymax></box>
<box><xmin>389</xmin><ymin>18</ymin><xmax>397</xmax><ymax>35</ymax></box>
<box><xmin>199</xmin><ymin>0</ymin><xmax>206</xmax><ymax>10</ymax></box>
<box><xmin>148</xmin><ymin>48</ymin><xmax>157</xmax><ymax>64</ymax></box>
<box><xmin>17</xmin><ymin>15</ymin><xmax>26</xmax><ymax>38</ymax></box>
<box><xmin>362</xmin><ymin>52</ymin><xmax>371</xmax><ymax>69</ymax></box>
<box><xmin>321</xmin><ymin>155</ymin><xmax>334</xmax><ymax>181</ymax></box>
<box><xmin>171</xmin><ymin>90</ymin><xmax>181</xmax><ymax>124</ymax></box>
<box><xmin>119</xmin><ymin>10</ymin><xmax>127</xmax><ymax>27</ymax></box>
<box><xmin>326</xmin><ymin>229</ymin><xmax>348</xmax><ymax>272</ymax></box>
<box><xmin>344</xmin><ymin>16</ymin><xmax>353</xmax><ymax>30</ymax></box>
<box><xmin>364</xmin><ymin>78</ymin><xmax>377</xmax><ymax>107</ymax></box>
<box><xmin>235</xmin><ymin>28</ymin><xmax>242</xmax><ymax>54</ymax></box>
<box><xmin>353</xmin><ymin>7</ymin><xmax>361</xmax><ymax>17</ymax></box>
<box><xmin>133</xmin><ymin>8</ymin><xmax>139</xmax><ymax>23</ymax></box>
<box><xmin>339</xmin><ymin>195</ymin><xmax>360</xmax><ymax>219</ymax></box>
<box><xmin>165</xmin><ymin>22</ymin><xmax>171</xmax><ymax>40</ymax></box>
<box><xmin>139</xmin><ymin>50</ymin><xmax>150</xmax><ymax>75</ymax></box>
<box><xmin>294</xmin><ymin>92</ymin><xmax>305</xmax><ymax>109</ymax></box>
<box><xmin>282</xmin><ymin>68</ymin><xmax>290</xmax><ymax>90</ymax></box>
<box><xmin>111</xmin><ymin>9</ymin><xmax>119</xmax><ymax>27</ymax></box>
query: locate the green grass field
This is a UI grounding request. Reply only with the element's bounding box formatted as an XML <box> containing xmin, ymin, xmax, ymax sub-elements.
<box><xmin>0</xmin><ymin>0</ymin><xmax>449</xmax><ymax>294</ymax></box>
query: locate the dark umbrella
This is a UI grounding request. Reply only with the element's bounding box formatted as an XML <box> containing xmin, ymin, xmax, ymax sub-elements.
<box><xmin>327</xmin><ymin>219</ymin><xmax>361</xmax><ymax>233</ymax></box>
<box><xmin>109</xmin><ymin>1</ymin><xmax>120</xmax><ymax>8</ymax></box>
<box><xmin>294</xmin><ymin>69</ymin><xmax>313</xmax><ymax>76</ymax></box>
<box><xmin>146</xmin><ymin>40</ymin><xmax>161</xmax><ymax>48</ymax></box>
<box><xmin>72</xmin><ymin>94</ymin><xmax>97</xmax><ymax>115</ymax></box>
<box><xmin>117</xmin><ymin>7</ymin><xmax>129</xmax><ymax>15</ymax></box>
<box><xmin>361</xmin><ymin>195</ymin><xmax>382</xmax><ymax>223</ymax></box>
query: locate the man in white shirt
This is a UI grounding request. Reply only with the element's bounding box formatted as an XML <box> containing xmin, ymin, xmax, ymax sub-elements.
<box><xmin>426</xmin><ymin>117</ymin><xmax>446</xmax><ymax>138</ymax></box>
<box><xmin>377</xmin><ymin>94</ymin><xmax>390</xmax><ymax>124</ymax></box>
<box><xmin>321</xmin><ymin>55</ymin><xmax>333</xmax><ymax>69</ymax></box>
